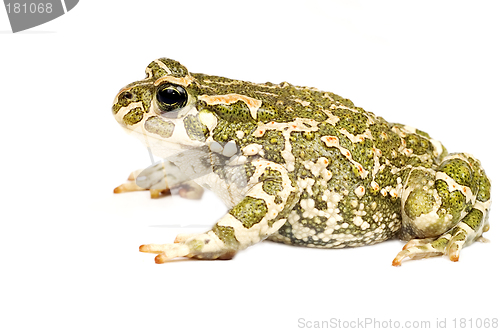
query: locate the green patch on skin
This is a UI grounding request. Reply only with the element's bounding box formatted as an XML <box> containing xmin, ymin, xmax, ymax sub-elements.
<box><xmin>212</xmin><ymin>225</ymin><xmax>239</xmax><ymax>248</ymax></box>
<box><xmin>256</xmin><ymin>100</ymin><xmax>328</xmax><ymax>124</ymax></box>
<box><xmin>112</xmin><ymin>103</ymin><xmax>121</xmax><ymax>115</ymax></box>
<box><xmin>311</xmin><ymin>188</ymin><xmax>327</xmax><ymax>211</ymax></box>
<box><xmin>291</xmin><ymin>132</ymin><xmax>324</xmax><ymax>162</ymax></box>
<box><xmin>349</xmin><ymin>137</ymin><xmax>375</xmax><ymax>172</ymax></box>
<box><xmin>369</xmin><ymin>122</ymin><xmax>402</xmax><ymax>162</ymax></box>
<box><xmin>147</xmin><ymin>62</ymin><xmax>168</xmax><ymax>79</ymax></box>
<box><xmin>406</xmin><ymin>133</ymin><xmax>432</xmax><ymax>155</ymax></box>
<box><xmin>336</xmin><ymin>196</ymin><xmax>357</xmax><ymax>233</ymax></box>
<box><xmin>477</xmin><ymin>174</ymin><xmax>491</xmax><ymax>202</ymax></box>
<box><xmin>302</xmin><ymin>131</ymin><xmax>316</xmax><ymax>141</ymax></box>
<box><xmin>244</xmin><ymin>163</ymin><xmax>256</xmax><ymax>183</ymax></box>
<box><xmin>323</xmin><ymin>92</ymin><xmax>355</xmax><ymax>108</ymax></box>
<box><xmin>435</xmin><ymin>179</ymin><xmax>467</xmax><ymax>223</ymax></box>
<box><xmin>209</xmin><ymin>102</ymin><xmax>259</xmax><ymax>144</ymax></box>
<box><xmin>299</xmin><ymin>215</ymin><xmax>327</xmax><ymax>234</ymax></box>
<box><xmin>449</xmin><ymin>227</ymin><xmax>467</xmax><ymax>240</ymax></box>
<box><xmin>132</xmin><ymin>86</ymin><xmax>152</xmax><ymax>111</ymax></box>
<box><xmin>431</xmin><ymin>237</ymin><xmax>449</xmax><ymax>250</ymax></box>
<box><xmin>327</xmin><ymin>158</ymin><xmax>358</xmax><ymax>193</ymax></box>
<box><xmin>144</xmin><ymin>116</ymin><xmax>175</xmax><ymax>138</ymax></box>
<box><xmin>257</xmin><ymin>104</ymin><xmax>279</xmax><ymax>123</ymax></box>
<box><xmin>335</xmin><ymin>108</ymin><xmax>369</xmax><ymax>135</ymax></box>
<box><xmin>148</xmin><ymin>58</ymin><xmax>189</xmax><ymax>79</ymax></box>
<box><xmin>465</xmin><ymin>155</ymin><xmax>490</xmax><ymax>202</ymax></box>
<box><xmin>404</xmin><ymin>189</ymin><xmax>435</xmax><ymax>219</ymax></box>
<box><xmin>211</xmin><ymin>100</ymin><xmax>256</xmax><ymax>123</ymax></box>
<box><xmin>439</xmin><ymin>158</ymin><xmax>473</xmax><ymax>187</ymax></box>
<box><xmin>462</xmin><ymin>208</ymin><xmax>484</xmax><ymax>231</ymax></box>
<box><xmin>259</xmin><ymin>168</ymin><xmax>283</xmax><ymax>199</ymax></box>
<box><xmin>113</xmin><ymin>85</ymin><xmax>152</xmax><ymax>115</ymax></box>
<box><xmin>229</xmin><ymin>196</ymin><xmax>268</xmax><ymax>229</ymax></box>
<box><xmin>374</xmin><ymin>166</ymin><xmax>398</xmax><ymax>190</ymax></box>
<box><xmin>212</xmin><ymin>119</ymin><xmax>257</xmax><ymax>144</ymax></box>
<box><xmin>273</xmin><ymin>195</ymin><xmax>283</xmax><ymax>205</ymax></box>
<box><xmin>259</xmin><ymin>130</ymin><xmax>285</xmax><ymax>163</ymax></box>
<box><xmin>123</xmin><ymin>107</ymin><xmax>144</xmax><ymax>125</ymax></box>
<box><xmin>113</xmin><ymin>92</ymin><xmax>133</xmax><ymax>115</ymax></box>
<box><xmin>183</xmin><ymin>114</ymin><xmax>208</xmax><ymax>141</ymax></box>
<box><xmin>262</xmin><ymin>181</ymin><xmax>283</xmax><ymax>201</ymax></box>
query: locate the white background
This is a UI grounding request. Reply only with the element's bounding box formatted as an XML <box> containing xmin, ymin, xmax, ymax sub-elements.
<box><xmin>1</xmin><ymin>1</ymin><xmax>499</xmax><ymax>331</ymax></box>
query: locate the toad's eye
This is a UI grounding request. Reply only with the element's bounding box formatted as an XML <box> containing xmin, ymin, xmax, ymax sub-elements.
<box><xmin>156</xmin><ymin>84</ymin><xmax>188</xmax><ymax>113</ymax></box>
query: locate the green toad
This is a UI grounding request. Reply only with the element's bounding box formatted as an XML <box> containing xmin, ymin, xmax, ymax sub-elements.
<box><xmin>112</xmin><ymin>58</ymin><xmax>491</xmax><ymax>265</ymax></box>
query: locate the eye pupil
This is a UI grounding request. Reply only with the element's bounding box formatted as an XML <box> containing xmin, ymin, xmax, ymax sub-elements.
<box><xmin>156</xmin><ymin>85</ymin><xmax>187</xmax><ymax>113</ymax></box>
<box><xmin>158</xmin><ymin>88</ymin><xmax>180</xmax><ymax>104</ymax></box>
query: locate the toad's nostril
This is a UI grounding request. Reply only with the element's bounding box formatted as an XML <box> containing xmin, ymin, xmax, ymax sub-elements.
<box><xmin>122</xmin><ymin>91</ymin><xmax>133</xmax><ymax>100</ymax></box>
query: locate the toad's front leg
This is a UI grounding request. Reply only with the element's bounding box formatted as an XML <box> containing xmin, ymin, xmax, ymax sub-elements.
<box><xmin>140</xmin><ymin>162</ymin><xmax>297</xmax><ymax>263</ymax></box>
<box><xmin>114</xmin><ymin>159</ymin><xmax>204</xmax><ymax>199</ymax></box>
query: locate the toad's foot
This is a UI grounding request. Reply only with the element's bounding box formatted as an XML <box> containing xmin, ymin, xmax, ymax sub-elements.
<box><xmin>392</xmin><ymin>210</ymin><xmax>490</xmax><ymax>266</ymax></box>
<box><xmin>113</xmin><ymin>170</ymin><xmax>203</xmax><ymax>199</ymax></box>
<box><xmin>139</xmin><ymin>243</ymin><xmax>191</xmax><ymax>263</ymax></box>
<box><xmin>392</xmin><ymin>239</ymin><xmax>446</xmax><ymax>266</ymax></box>
<box><xmin>114</xmin><ymin>170</ymin><xmax>170</xmax><ymax>198</ymax></box>
<box><xmin>140</xmin><ymin>233</ymin><xmax>237</xmax><ymax>263</ymax></box>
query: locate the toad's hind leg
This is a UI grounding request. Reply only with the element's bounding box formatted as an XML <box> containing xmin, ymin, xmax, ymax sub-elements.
<box><xmin>393</xmin><ymin>153</ymin><xmax>491</xmax><ymax>266</ymax></box>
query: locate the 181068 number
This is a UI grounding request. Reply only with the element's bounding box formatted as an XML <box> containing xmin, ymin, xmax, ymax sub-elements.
<box><xmin>453</xmin><ymin>318</ymin><xmax>498</xmax><ymax>329</ymax></box>
<box><xmin>6</xmin><ymin>3</ymin><xmax>53</xmax><ymax>14</ymax></box>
